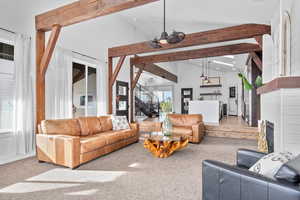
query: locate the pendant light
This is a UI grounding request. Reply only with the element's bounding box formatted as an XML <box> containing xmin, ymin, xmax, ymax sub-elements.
<box><xmin>200</xmin><ymin>59</ymin><xmax>205</xmax><ymax>78</ymax></box>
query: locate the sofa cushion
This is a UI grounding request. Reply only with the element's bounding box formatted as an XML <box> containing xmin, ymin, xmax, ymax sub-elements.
<box><xmin>80</xmin><ymin>134</ymin><xmax>107</xmax><ymax>154</ymax></box>
<box><xmin>98</xmin><ymin>116</ymin><xmax>113</xmax><ymax>132</ymax></box>
<box><xmin>77</xmin><ymin>117</ymin><xmax>102</xmax><ymax>136</ymax></box>
<box><xmin>249</xmin><ymin>151</ymin><xmax>295</xmax><ymax>179</ymax></box>
<box><xmin>275</xmin><ymin>155</ymin><xmax>300</xmax><ymax>183</ymax></box>
<box><xmin>171</xmin><ymin>126</ymin><xmax>193</xmax><ymax>136</ymax></box>
<box><xmin>168</xmin><ymin>114</ymin><xmax>202</xmax><ymax>127</ymax></box>
<box><xmin>41</xmin><ymin>119</ymin><xmax>81</xmax><ymax>136</ymax></box>
<box><xmin>111</xmin><ymin>116</ymin><xmax>130</xmax><ymax>130</ymax></box>
<box><xmin>103</xmin><ymin>129</ymin><xmax>135</xmax><ymax>145</ymax></box>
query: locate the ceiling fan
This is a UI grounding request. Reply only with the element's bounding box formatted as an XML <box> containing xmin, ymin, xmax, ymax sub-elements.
<box><xmin>149</xmin><ymin>0</ymin><xmax>185</xmax><ymax>48</ymax></box>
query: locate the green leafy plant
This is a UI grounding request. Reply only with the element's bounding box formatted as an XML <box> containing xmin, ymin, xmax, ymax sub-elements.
<box><xmin>255</xmin><ymin>75</ymin><xmax>263</xmax><ymax>87</ymax></box>
<box><xmin>160</xmin><ymin>101</ymin><xmax>172</xmax><ymax>113</ymax></box>
<box><xmin>238</xmin><ymin>73</ymin><xmax>253</xmax><ymax>91</ymax></box>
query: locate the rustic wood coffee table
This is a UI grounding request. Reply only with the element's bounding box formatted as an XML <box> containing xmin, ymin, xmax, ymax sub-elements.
<box><xmin>140</xmin><ymin>132</ymin><xmax>189</xmax><ymax>158</ymax></box>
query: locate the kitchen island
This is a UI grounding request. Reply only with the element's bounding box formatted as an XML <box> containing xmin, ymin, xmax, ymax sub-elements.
<box><xmin>189</xmin><ymin>100</ymin><xmax>221</xmax><ymax>125</ymax></box>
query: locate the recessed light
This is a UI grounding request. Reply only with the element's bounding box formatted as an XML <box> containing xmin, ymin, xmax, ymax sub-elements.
<box><xmin>213</xmin><ymin>60</ymin><xmax>234</xmax><ymax>67</ymax></box>
<box><xmin>223</xmin><ymin>55</ymin><xmax>234</xmax><ymax>59</ymax></box>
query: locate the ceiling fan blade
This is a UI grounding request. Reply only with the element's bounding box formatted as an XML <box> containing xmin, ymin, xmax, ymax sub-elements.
<box><xmin>148</xmin><ymin>39</ymin><xmax>162</xmax><ymax>48</ymax></box>
<box><xmin>167</xmin><ymin>31</ymin><xmax>185</xmax><ymax>44</ymax></box>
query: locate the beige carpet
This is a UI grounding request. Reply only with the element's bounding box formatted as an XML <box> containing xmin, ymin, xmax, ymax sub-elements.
<box><xmin>0</xmin><ymin>137</ymin><xmax>256</xmax><ymax>200</ymax></box>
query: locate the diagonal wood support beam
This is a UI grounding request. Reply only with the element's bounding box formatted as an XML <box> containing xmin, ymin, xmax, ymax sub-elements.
<box><xmin>110</xmin><ymin>55</ymin><xmax>126</xmax><ymax>86</ymax></box>
<box><xmin>131</xmin><ymin>43</ymin><xmax>262</xmax><ymax>65</ymax></box>
<box><xmin>36</xmin><ymin>0</ymin><xmax>159</xmax><ymax>31</ymax></box>
<box><xmin>109</xmin><ymin>24</ymin><xmax>271</xmax><ymax>57</ymax></box>
<box><xmin>254</xmin><ymin>36</ymin><xmax>263</xmax><ymax>48</ymax></box>
<box><xmin>131</xmin><ymin>67</ymin><xmax>144</xmax><ymax>89</ymax></box>
<box><xmin>135</xmin><ymin>63</ymin><xmax>178</xmax><ymax>83</ymax></box>
<box><xmin>251</xmin><ymin>52</ymin><xmax>262</xmax><ymax>71</ymax></box>
<box><xmin>40</xmin><ymin>24</ymin><xmax>61</xmax><ymax>78</ymax></box>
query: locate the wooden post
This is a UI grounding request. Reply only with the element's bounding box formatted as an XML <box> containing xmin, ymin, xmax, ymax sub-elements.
<box><xmin>108</xmin><ymin>57</ymin><xmax>113</xmax><ymax>114</ymax></box>
<box><xmin>36</xmin><ymin>30</ymin><xmax>46</xmax><ymax>131</ymax></box>
<box><xmin>36</xmin><ymin>25</ymin><xmax>61</xmax><ymax>129</ymax></box>
<box><xmin>130</xmin><ymin>63</ymin><xmax>134</xmax><ymax>122</ymax></box>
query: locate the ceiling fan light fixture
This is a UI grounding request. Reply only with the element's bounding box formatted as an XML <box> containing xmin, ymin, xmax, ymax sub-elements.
<box><xmin>159</xmin><ymin>31</ymin><xmax>169</xmax><ymax>44</ymax></box>
<box><xmin>148</xmin><ymin>0</ymin><xmax>185</xmax><ymax>48</ymax></box>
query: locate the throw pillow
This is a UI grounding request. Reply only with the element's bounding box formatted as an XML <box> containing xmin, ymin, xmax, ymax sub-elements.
<box><xmin>111</xmin><ymin>116</ymin><xmax>130</xmax><ymax>131</ymax></box>
<box><xmin>249</xmin><ymin>151</ymin><xmax>295</xmax><ymax>179</ymax></box>
<box><xmin>275</xmin><ymin>155</ymin><xmax>300</xmax><ymax>183</ymax></box>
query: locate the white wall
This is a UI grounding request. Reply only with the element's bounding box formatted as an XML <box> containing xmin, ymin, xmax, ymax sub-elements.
<box><xmin>173</xmin><ymin>63</ymin><xmax>243</xmax><ymax>115</ymax></box>
<box><xmin>261</xmin><ymin>0</ymin><xmax>300</xmax><ymax>154</ymax></box>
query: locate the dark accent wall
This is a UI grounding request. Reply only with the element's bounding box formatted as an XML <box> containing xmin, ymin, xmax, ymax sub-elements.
<box><xmin>250</xmin><ymin>59</ymin><xmax>262</xmax><ymax>127</ymax></box>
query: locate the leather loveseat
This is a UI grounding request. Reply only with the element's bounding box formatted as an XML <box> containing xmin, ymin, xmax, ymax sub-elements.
<box><xmin>168</xmin><ymin>114</ymin><xmax>205</xmax><ymax>143</ymax></box>
<box><xmin>36</xmin><ymin>116</ymin><xmax>139</xmax><ymax>169</ymax></box>
<box><xmin>202</xmin><ymin>149</ymin><xmax>300</xmax><ymax>200</ymax></box>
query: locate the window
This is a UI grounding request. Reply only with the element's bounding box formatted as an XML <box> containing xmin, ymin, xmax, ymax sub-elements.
<box><xmin>72</xmin><ymin>61</ymin><xmax>97</xmax><ymax>117</ymax></box>
<box><xmin>0</xmin><ymin>41</ymin><xmax>14</xmax><ymax>133</ymax></box>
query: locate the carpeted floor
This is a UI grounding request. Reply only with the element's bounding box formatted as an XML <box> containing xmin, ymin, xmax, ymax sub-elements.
<box><xmin>0</xmin><ymin>137</ymin><xmax>256</xmax><ymax>200</ymax></box>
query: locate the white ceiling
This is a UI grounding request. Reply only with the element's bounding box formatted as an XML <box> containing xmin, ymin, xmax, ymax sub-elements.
<box><xmin>1</xmin><ymin>0</ymin><xmax>277</xmax><ymax>81</ymax></box>
<box><xmin>120</xmin><ymin>0</ymin><xmax>279</xmax><ymax>38</ymax></box>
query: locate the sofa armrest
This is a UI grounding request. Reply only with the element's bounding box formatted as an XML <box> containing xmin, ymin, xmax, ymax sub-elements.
<box><xmin>36</xmin><ymin>134</ymin><xmax>80</xmax><ymax>169</ymax></box>
<box><xmin>191</xmin><ymin>122</ymin><xmax>205</xmax><ymax>143</ymax></box>
<box><xmin>130</xmin><ymin>123</ymin><xmax>139</xmax><ymax>131</ymax></box>
<box><xmin>202</xmin><ymin>160</ymin><xmax>300</xmax><ymax>200</ymax></box>
<box><xmin>130</xmin><ymin>123</ymin><xmax>139</xmax><ymax>137</ymax></box>
<box><xmin>236</xmin><ymin>148</ymin><xmax>267</xmax><ymax>169</ymax></box>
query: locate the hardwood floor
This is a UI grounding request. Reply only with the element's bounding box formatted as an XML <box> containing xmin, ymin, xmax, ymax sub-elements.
<box><xmin>205</xmin><ymin>116</ymin><xmax>258</xmax><ymax>140</ymax></box>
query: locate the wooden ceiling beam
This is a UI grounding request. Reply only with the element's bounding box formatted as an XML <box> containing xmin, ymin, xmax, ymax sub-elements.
<box><xmin>131</xmin><ymin>43</ymin><xmax>261</xmax><ymax>65</ymax></box>
<box><xmin>36</xmin><ymin>0</ymin><xmax>159</xmax><ymax>31</ymax></box>
<box><xmin>134</xmin><ymin>63</ymin><xmax>178</xmax><ymax>83</ymax></box>
<box><xmin>109</xmin><ymin>24</ymin><xmax>271</xmax><ymax>57</ymax></box>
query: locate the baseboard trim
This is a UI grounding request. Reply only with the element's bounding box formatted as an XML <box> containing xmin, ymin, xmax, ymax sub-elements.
<box><xmin>0</xmin><ymin>152</ymin><xmax>35</xmax><ymax>165</ymax></box>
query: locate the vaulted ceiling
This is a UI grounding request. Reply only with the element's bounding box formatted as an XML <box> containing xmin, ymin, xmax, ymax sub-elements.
<box><xmin>1</xmin><ymin>0</ymin><xmax>278</xmax><ymax>78</ymax></box>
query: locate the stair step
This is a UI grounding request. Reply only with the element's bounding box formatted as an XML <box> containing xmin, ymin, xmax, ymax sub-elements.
<box><xmin>205</xmin><ymin>125</ymin><xmax>258</xmax><ymax>134</ymax></box>
<box><xmin>205</xmin><ymin>130</ymin><xmax>258</xmax><ymax>140</ymax></box>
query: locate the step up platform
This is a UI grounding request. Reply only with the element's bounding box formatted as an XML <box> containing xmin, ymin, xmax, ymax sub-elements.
<box><xmin>205</xmin><ymin>125</ymin><xmax>259</xmax><ymax>140</ymax></box>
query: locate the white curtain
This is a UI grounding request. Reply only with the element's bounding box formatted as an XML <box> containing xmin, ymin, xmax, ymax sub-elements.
<box><xmin>45</xmin><ymin>47</ymin><xmax>73</xmax><ymax>119</ymax></box>
<box><xmin>97</xmin><ymin>60</ymin><xmax>108</xmax><ymax>115</ymax></box>
<box><xmin>13</xmin><ymin>34</ymin><xmax>34</xmax><ymax>155</ymax></box>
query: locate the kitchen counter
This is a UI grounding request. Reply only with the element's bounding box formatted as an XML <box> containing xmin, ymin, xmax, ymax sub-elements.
<box><xmin>189</xmin><ymin>100</ymin><xmax>220</xmax><ymax>125</ymax></box>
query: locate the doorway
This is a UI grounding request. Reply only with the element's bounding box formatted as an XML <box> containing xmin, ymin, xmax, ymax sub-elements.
<box><xmin>181</xmin><ymin>88</ymin><xmax>193</xmax><ymax>114</ymax></box>
<box><xmin>228</xmin><ymin>86</ymin><xmax>238</xmax><ymax>116</ymax></box>
<box><xmin>116</xmin><ymin>81</ymin><xmax>129</xmax><ymax>118</ymax></box>
<box><xmin>72</xmin><ymin>62</ymin><xmax>97</xmax><ymax>118</ymax></box>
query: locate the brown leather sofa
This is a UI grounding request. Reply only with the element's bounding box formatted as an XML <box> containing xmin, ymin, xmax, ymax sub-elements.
<box><xmin>168</xmin><ymin>114</ymin><xmax>205</xmax><ymax>143</ymax></box>
<box><xmin>36</xmin><ymin>116</ymin><xmax>139</xmax><ymax>169</ymax></box>
<box><xmin>139</xmin><ymin>121</ymin><xmax>162</xmax><ymax>133</ymax></box>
